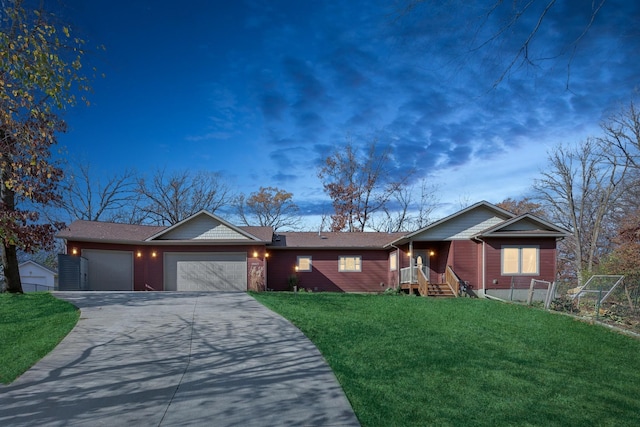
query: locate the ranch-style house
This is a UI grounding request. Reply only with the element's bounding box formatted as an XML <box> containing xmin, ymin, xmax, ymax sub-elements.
<box><xmin>57</xmin><ymin>201</ymin><xmax>567</xmax><ymax>299</ymax></box>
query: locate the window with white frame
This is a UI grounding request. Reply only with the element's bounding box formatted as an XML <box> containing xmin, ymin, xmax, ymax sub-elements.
<box><xmin>297</xmin><ymin>256</ymin><xmax>312</xmax><ymax>272</ymax></box>
<box><xmin>389</xmin><ymin>252</ymin><xmax>397</xmax><ymax>271</ymax></box>
<box><xmin>339</xmin><ymin>255</ymin><xmax>362</xmax><ymax>272</ymax></box>
<box><xmin>501</xmin><ymin>246</ymin><xmax>539</xmax><ymax>275</ymax></box>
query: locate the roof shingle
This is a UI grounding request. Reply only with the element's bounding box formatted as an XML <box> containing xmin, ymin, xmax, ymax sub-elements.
<box><xmin>58</xmin><ymin>220</ymin><xmax>405</xmax><ymax>248</ymax></box>
<box><xmin>57</xmin><ymin>221</ymin><xmax>167</xmax><ymax>243</ymax></box>
<box><xmin>57</xmin><ymin>220</ymin><xmax>275</xmax><ymax>244</ymax></box>
<box><xmin>271</xmin><ymin>232</ymin><xmax>405</xmax><ymax>248</ymax></box>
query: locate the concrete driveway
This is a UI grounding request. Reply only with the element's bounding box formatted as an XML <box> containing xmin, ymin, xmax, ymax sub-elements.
<box><xmin>0</xmin><ymin>292</ymin><xmax>359</xmax><ymax>427</ymax></box>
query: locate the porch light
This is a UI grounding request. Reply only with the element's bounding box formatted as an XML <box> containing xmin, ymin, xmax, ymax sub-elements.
<box><xmin>429</xmin><ymin>250</ymin><xmax>435</xmax><ymax>256</ymax></box>
<box><xmin>151</xmin><ymin>251</ymin><xmax>157</xmax><ymax>258</ymax></box>
<box><xmin>137</xmin><ymin>251</ymin><xmax>142</xmax><ymax>258</ymax></box>
<box><xmin>71</xmin><ymin>248</ymin><xmax>78</xmax><ymax>255</ymax></box>
<box><xmin>253</xmin><ymin>251</ymin><xmax>258</xmax><ymax>258</ymax></box>
<box><xmin>265</xmin><ymin>252</ymin><xmax>269</xmax><ymax>258</ymax></box>
<box><xmin>295</xmin><ymin>266</ymin><xmax>299</xmax><ymax>272</ymax></box>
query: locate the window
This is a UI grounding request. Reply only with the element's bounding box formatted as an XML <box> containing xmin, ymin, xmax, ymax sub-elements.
<box><xmin>339</xmin><ymin>256</ymin><xmax>362</xmax><ymax>272</ymax></box>
<box><xmin>389</xmin><ymin>252</ymin><xmax>397</xmax><ymax>271</ymax></box>
<box><xmin>297</xmin><ymin>256</ymin><xmax>312</xmax><ymax>272</ymax></box>
<box><xmin>501</xmin><ymin>246</ymin><xmax>539</xmax><ymax>275</ymax></box>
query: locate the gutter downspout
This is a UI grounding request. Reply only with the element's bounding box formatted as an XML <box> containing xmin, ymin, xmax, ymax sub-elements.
<box><xmin>472</xmin><ymin>236</ymin><xmax>508</xmax><ymax>301</ymax></box>
<box><xmin>409</xmin><ymin>240</ymin><xmax>414</xmax><ymax>283</ymax></box>
<box><xmin>474</xmin><ymin>236</ymin><xmax>487</xmax><ymax>298</ymax></box>
<box><xmin>263</xmin><ymin>249</ymin><xmax>268</xmax><ymax>292</ymax></box>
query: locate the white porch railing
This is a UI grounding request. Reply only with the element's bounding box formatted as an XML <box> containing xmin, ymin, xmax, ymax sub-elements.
<box><xmin>400</xmin><ymin>266</ymin><xmax>427</xmax><ymax>284</ymax></box>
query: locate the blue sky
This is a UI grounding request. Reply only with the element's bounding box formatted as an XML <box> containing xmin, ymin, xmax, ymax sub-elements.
<box><xmin>57</xmin><ymin>0</ymin><xmax>640</xmax><ymax>225</ymax></box>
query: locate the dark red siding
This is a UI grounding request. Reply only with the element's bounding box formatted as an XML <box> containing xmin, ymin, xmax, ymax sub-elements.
<box><xmin>65</xmin><ymin>241</ymin><xmax>267</xmax><ymax>291</ymax></box>
<box><xmin>448</xmin><ymin>240</ymin><xmax>480</xmax><ymax>289</ymax></box>
<box><xmin>483</xmin><ymin>237</ymin><xmax>557</xmax><ymax>290</ymax></box>
<box><xmin>409</xmin><ymin>241</ymin><xmax>451</xmax><ymax>283</ymax></box>
<box><xmin>267</xmin><ymin>249</ymin><xmax>391</xmax><ymax>293</ymax></box>
<box><xmin>65</xmin><ymin>236</ymin><xmax>558</xmax><ymax>294</ymax></box>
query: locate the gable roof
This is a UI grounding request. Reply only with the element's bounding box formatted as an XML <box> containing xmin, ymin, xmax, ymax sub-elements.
<box><xmin>474</xmin><ymin>213</ymin><xmax>569</xmax><ymax>238</ymax></box>
<box><xmin>57</xmin><ymin>211</ymin><xmax>273</xmax><ymax>245</ymax></box>
<box><xmin>57</xmin><ymin>220</ymin><xmax>166</xmax><ymax>243</ymax></box>
<box><xmin>271</xmin><ymin>231</ymin><xmax>405</xmax><ymax>249</ymax></box>
<box><xmin>18</xmin><ymin>260</ymin><xmax>57</xmax><ymax>275</ymax></box>
<box><xmin>145</xmin><ymin>210</ymin><xmax>270</xmax><ymax>242</ymax></box>
<box><xmin>57</xmin><ymin>203</ymin><xmax>567</xmax><ymax>249</ymax></box>
<box><xmin>387</xmin><ymin>201</ymin><xmax>515</xmax><ymax>246</ymax></box>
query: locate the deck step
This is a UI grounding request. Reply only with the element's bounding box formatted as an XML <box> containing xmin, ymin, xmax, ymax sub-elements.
<box><xmin>427</xmin><ymin>283</ymin><xmax>456</xmax><ymax>297</ymax></box>
<box><xmin>401</xmin><ymin>283</ymin><xmax>457</xmax><ymax>297</ymax></box>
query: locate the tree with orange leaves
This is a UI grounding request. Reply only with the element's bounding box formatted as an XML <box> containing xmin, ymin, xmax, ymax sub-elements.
<box><xmin>1</xmin><ymin>0</ymin><xmax>97</xmax><ymax>292</ymax></box>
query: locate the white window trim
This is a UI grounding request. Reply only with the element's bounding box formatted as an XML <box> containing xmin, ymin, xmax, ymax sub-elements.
<box><xmin>501</xmin><ymin>245</ymin><xmax>539</xmax><ymax>275</ymax></box>
<box><xmin>297</xmin><ymin>256</ymin><xmax>312</xmax><ymax>272</ymax></box>
<box><xmin>339</xmin><ymin>255</ymin><xmax>362</xmax><ymax>272</ymax></box>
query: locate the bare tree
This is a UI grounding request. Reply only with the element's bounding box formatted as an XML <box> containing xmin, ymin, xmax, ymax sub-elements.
<box><xmin>107</xmin><ymin>197</ymin><xmax>150</xmax><ymax>225</ymax></box>
<box><xmin>372</xmin><ymin>178</ymin><xmax>438</xmax><ymax>232</ymax></box>
<box><xmin>372</xmin><ymin>185</ymin><xmax>412</xmax><ymax>233</ymax></box>
<box><xmin>456</xmin><ymin>193</ymin><xmax>472</xmax><ymax>210</ymax></box>
<box><xmin>600</xmin><ymin>100</ymin><xmax>640</xmax><ymax>169</ymax></box>
<box><xmin>599</xmin><ymin>194</ymin><xmax>640</xmax><ymax>305</ymax></box>
<box><xmin>61</xmin><ymin>163</ymin><xmax>139</xmax><ymax>222</ymax></box>
<box><xmin>137</xmin><ymin>169</ymin><xmax>232</xmax><ymax>226</ymax></box>
<box><xmin>397</xmin><ymin>0</ymin><xmax>607</xmax><ymax>87</ymax></box>
<box><xmin>234</xmin><ymin>186</ymin><xmax>301</xmax><ymax>231</ymax></box>
<box><xmin>533</xmin><ymin>138</ymin><xmax>628</xmax><ymax>285</ymax></box>
<box><xmin>495</xmin><ymin>197</ymin><xmax>545</xmax><ymax>217</ymax></box>
<box><xmin>413</xmin><ymin>179</ymin><xmax>439</xmax><ymax>229</ymax></box>
<box><xmin>318</xmin><ymin>141</ymin><xmax>411</xmax><ymax>232</ymax></box>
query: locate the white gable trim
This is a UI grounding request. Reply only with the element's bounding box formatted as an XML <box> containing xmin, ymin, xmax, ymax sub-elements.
<box><xmin>146</xmin><ymin>210</ymin><xmax>263</xmax><ymax>242</ymax></box>
<box><xmin>386</xmin><ymin>201</ymin><xmax>515</xmax><ymax>245</ymax></box>
<box><xmin>475</xmin><ymin>213</ymin><xmax>569</xmax><ymax>238</ymax></box>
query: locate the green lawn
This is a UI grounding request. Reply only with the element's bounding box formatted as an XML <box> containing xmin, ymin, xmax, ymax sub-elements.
<box><xmin>252</xmin><ymin>293</ymin><xmax>640</xmax><ymax>427</ymax></box>
<box><xmin>0</xmin><ymin>292</ymin><xmax>79</xmax><ymax>384</ymax></box>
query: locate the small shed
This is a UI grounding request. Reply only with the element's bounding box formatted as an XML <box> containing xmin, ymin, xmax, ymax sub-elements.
<box><xmin>19</xmin><ymin>260</ymin><xmax>57</xmax><ymax>292</ymax></box>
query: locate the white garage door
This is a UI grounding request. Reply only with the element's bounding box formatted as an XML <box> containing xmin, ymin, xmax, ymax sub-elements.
<box><xmin>82</xmin><ymin>249</ymin><xmax>133</xmax><ymax>291</ymax></box>
<box><xmin>164</xmin><ymin>252</ymin><xmax>247</xmax><ymax>291</ymax></box>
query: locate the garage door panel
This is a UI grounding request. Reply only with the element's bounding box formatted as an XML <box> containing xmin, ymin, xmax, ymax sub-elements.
<box><xmin>82</xmin><ymin>250</ymin><xmax>133</xmax><ymax>291</ymax></box>
<box><xmin>164</xmin><ymin>253</ymin><xmax>247</xmax><ymax>292</ymax></box>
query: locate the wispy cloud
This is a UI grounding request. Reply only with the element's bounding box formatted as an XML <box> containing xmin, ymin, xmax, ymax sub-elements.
<box><xmin>62</xmin><ymin>0</ymin><xmax>640</xmax><ymax>223</ymax></box>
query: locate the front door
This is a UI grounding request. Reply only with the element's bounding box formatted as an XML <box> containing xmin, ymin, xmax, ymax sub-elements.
<box><xmin>413</xmin><ymin>250</ymin><xmax>429</xmax><ymax>282</ymax></box>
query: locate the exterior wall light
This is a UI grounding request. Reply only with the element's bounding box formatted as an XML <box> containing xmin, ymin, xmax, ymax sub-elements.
<box><xmin>137</xmin><ymin>251</ymin><xmax>142</xmax><ymax>258</ymax></box>
<box><xmin>253</xmin><ymin>251</ymin><xmax>258</xmax><ymax>258</ymax></box>
<box><xmin>429</xmin><ymin>250</ymin><xmax>435</xmax><ymax>256</ymax></box>
<box><xmin>71</xmin><ymin>248</ymin><xmax>78</xmax><ymax>255</ymax></box>
<box><xmin>151</xmin><ymin>251</ymin><xmax>157</xmax><ymax>258</ymax></box>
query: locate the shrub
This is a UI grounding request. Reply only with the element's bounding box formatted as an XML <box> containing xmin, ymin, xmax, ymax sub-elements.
<box><xmin>287</xmin><ymin>274</ymin><xmax>300</xmax><ymax>291</ymax></box>
<box><xmin>550</xmin><ymin>295</ymin><xmax>579</xmax><ymax>313</ymax></box>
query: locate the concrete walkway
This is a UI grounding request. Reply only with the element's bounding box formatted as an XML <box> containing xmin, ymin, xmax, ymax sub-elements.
<box><xmin>1</xmin><ymin>292</ymin><xmax>359</xmax><ymax>427</ymax></box>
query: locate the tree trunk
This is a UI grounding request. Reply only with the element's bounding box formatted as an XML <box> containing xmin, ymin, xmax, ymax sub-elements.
<box><xmin>0</xmin><ymin>165</ymin><xmax>23</xmax><ymax>293</ymax></box>
<box><xmin>1</xmin><ymin>243</ymin><xmax>22</xmax><ymax>293</ymax></box>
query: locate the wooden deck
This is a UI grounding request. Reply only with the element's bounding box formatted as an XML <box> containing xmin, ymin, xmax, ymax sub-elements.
<box><xmin>401</xmin><ymin>283</ymin><xmax>457</xmax><ymax>297</ymax></box>
<box><xmin>399</xmin><ymin>265</ymin><xmax>461</xmax><ymax>298</ymax></box>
